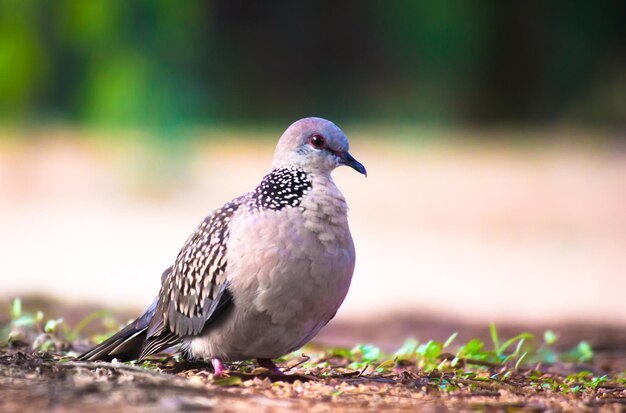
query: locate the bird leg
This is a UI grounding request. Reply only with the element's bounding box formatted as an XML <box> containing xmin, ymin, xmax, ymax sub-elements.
<box><xmin>256</xmin><ymin>358</ymin><xmax>284</xmax><ymax>375</ymax></box>
<box><xmin>211</xmin><ymin>357</ymin><xmax>228</xmax><ymax>377</ymax></box>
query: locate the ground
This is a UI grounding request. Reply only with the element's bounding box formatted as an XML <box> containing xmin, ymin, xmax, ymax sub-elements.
<box><xmin>1</xmin><ymin>298</ymin><xmax>625</xmax><ymax>412</ymax></box>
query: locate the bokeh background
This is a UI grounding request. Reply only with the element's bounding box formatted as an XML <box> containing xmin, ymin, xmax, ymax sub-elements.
<box><xmin>2</xmin><ymin>1</ymin><xmax>625</xmax><ymax>326</ymax></box>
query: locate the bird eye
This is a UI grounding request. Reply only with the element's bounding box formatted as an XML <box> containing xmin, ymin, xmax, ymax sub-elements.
<box><xmin>309</xmin><ymin>134</ymin><xmax>326</xmax><ymax>149</ymax></box>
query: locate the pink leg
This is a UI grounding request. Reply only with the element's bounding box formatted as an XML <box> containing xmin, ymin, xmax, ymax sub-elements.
<box><xmin>211</xmin><ymin>357</ymin><xmax>228</xmax><ymax>377</ymax></box>
<box><xmin>257</xmin><ymin>358</ymin><xmax>284</xmax><ymax>375</ymax></box>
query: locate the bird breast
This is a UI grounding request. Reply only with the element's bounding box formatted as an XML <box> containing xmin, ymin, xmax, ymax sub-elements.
<box><xmin>226</xmin><ymin>174</ymin><xmax>355</xmax><ymax>326</ymax></box>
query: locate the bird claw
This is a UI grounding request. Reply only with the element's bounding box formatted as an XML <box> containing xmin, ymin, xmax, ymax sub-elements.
<box><xmin>211</xmin><ymin>357</ymin><xmax>228</xmax><ymax>377</ymax></box>
<box><xmin>256</xmin><ymin>358</ymin><xmax>284</xmax><ymax>375</ymax></box>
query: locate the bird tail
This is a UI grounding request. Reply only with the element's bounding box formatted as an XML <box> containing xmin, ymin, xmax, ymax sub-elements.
<box><xmin>77</xmin><ymin>299</ymin><xmax>157</xmax><ymax>361</ymax></box>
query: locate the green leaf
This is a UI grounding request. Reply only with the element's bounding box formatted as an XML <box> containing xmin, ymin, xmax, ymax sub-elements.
<box><xmin>489</xmin><ymin>322</ymin><xmax>500</xmax><ymax>352</ymax></box>
<box><xmin>213</xmin><ymin>376</ymin><xmax>242</xmax><ymax>386</ymax></box>
<box><xmin>443</xmin><ymin>332</ymin><xmax>458</xmax><ymax>349</ymax></box>
<box><xmin>514</xmin><ymin>352</ymin><xmax>528</xmax><ymax>369</ymax></box>
<box><xmin>576</xmin><ymin>341</ymin><xmax>593</xmax><ymax>362</ymax></box>
<box><xmin>12</xmin><ymin>315</ymin><xmax>36</xmax><ymax>327</ymax></box>
<box><xmin>35</xmin><ymin>311</ymin><xmax>44</xmax><ymax>323</ymax></box>
<box><xmin>543</xmin><ymin>330</ymin><xmax>558</xmax><ymax>346</ymax></box>
<box><xmin>69</xmin><ymin>309</ymin><xmax>112</xmax><ymax>341</ymax></box>
<box><xmin>375</xmin><ymin>359</ymin><xmax>395</xmax><ymax>372</ymax></box>
<box><xmin>457</xmin><ymin>338</ymin><xmax>485</xmax><ymax>359</ymax></box>
<box><xmin>37</xmin><ymin>339</ymin><xmax>56</xmax><ymax>352</ymax></box>
<box><xmin>351</xmin><ymin>344</ymin><xmax>383</xmax><ymax>362</ymax></box>
<box><xmin>590</xmin><ymin>375</ymin><xmax>608</xmax><ymax>389</ymax></box>
<box><xmin>44</xmin><ymin>318</ymin><xmax>64</xmax><ymax>334</ymax></box>
<box><xmin>11</xmin><ymin>298</ymin><xmax>22</xmax><ymax>320</ymax></box>
<box><xmin>347</xmin><ymin>361</ymin><xmax>368</xmax><ymax>370</ymax></box>
<box><xmin>416</xmin><ymin>340</ymin><xmax>442</xmax><ymax>360</ymax></box>
<box><xmin>498</xmin><ymin>333</ymin><xmax>534</xmax><ymax>355</ymax></box>
<box><xmin>394</xmin><ymin>338</ymin><xmax>418</xmax><ymax>360</ymax></box>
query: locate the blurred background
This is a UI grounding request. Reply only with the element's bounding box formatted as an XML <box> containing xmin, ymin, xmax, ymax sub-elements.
<box><xmin>1</xmin><ymin>1</ymin><xmax>625</xmax><ymax>327</ymax></box>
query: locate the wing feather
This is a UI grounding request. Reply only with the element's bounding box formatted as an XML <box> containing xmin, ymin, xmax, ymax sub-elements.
<box><xmin>140</xmin><ymin>198</ymin><xmax>243</xmax><ymax>358</ymax></box>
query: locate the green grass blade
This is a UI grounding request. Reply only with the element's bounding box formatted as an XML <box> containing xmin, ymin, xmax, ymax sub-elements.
<box><xmin>489</xmin><ymin>322</ymin><xmax>500</xmax><ymax>353</ymax></box>
<box><xmin>11</xmin><ymin>298</ymin><xmax>22</xmax><ymax>320</ymax></box>
<box><xmin>499</xmin><ymin>333</ymin><xmax>534</xmax><ymax>355</ymax></box>
<box><xmin>443</xmin><ymin>332</ymin><xmax>458</xmax><ymax>349</ymax></box>
<box><xmin>514</xmin><ymin>352</ymin><xmax>528</xmax><ymax>369</ymax></box>
<box><xmin>69</xmin><ymin>309</ymin><xmax>113</xmax><ymax>341</ymax></box>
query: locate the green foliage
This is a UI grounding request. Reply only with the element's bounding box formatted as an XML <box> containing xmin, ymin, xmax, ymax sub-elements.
<box><xmin>2</xmin><ymin>299</ymin><xmax>623</xmax><ymax>396</ymax></box>
<box><xmin>543</xmin><ymin>329</ymin><xmax>558</xmax><ymax>345</ymax></box>
<box><xmin>312</xmin><ymin>323</ymin><xmax>620</xmax><ymax>394</ymax></box>
<box><xmin>2</xmin><ymin>297</ymin><xmax>120</xmax><ymax>353</ymax></box>
<box><xmin>213</xmin><ymin>375</ymin><xmax>243</xmax><ymax>387</ymax></box>
<box><xmin>0</xmin><ymin>2</ymin><xmax>624</xmax><ymax>125</ymax></box>
<box><xmin>561</xmin><ymin>341</ymin><xmax>594</xmax><ymax>363</ymax></box>
<box><xmin>11</xmin><ymin>297</ymin><xmax>22</xmax><ymax>319</ymax></box>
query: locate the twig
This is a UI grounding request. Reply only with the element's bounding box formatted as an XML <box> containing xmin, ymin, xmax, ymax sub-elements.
<box><xmin>61</xmin><ymin>360</ymin><xmax>167</xmax><ymax>377</ymax></box>
<box><xmin>283</xmin><ymin>354</ymin><xmax>310</xmax><ymax>372</ymax></box>
<box><xmin>456</xmin><ymin>378</ymin><xmax>536</xmax><ymax>396</ymax></box>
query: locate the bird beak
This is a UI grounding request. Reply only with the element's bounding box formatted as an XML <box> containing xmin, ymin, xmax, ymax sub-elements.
<box><xmin>339</xmin><ymin>152</ymin><xmax>367</xmax><ymax>177</ymax></box>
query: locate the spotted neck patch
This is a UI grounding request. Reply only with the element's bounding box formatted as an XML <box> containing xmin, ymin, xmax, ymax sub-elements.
<box><xmin>249</xmin><ymin>167</ymin><xmax>312</xmax><ymax>211</ymax></box>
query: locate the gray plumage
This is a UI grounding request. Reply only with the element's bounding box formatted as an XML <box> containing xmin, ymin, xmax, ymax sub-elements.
<box><xmin>79</xmin><ymin>117</ymin><xmax>366</xmax><ymax>372</ymax></box>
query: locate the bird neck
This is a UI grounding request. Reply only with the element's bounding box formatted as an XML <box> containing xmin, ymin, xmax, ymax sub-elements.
<box><xmin>304</xmin><ymin>172</ymin><xmax>349</xmax><ymax>216</ymax></box>
<box><xmin>248</xmin><ymin>167</ymin><xmax>312</xmax><ymax>211</ymax></box>
<box><xmin>300</xmin><ymin>172</ymin><xmax>351</xmax><ymax>253</ymax></box>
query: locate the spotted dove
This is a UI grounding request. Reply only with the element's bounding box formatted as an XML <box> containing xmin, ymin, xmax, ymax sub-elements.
<box><xmin>78</xmin><ymin>117</ymin><xmax>366</xmax><ymax>375</ymax></box>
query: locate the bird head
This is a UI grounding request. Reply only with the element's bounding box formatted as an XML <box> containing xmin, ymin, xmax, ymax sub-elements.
<box><xmin>272</xmin><ymin>117</ymin><xmax>367</xmax><ymax>177</ymax></box>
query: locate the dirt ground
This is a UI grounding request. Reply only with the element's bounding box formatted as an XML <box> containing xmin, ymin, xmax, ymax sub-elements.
<box><xmin>1</xmin><ymin>298</ymin><xmax>625</xmax><ymax>413</ymax></box>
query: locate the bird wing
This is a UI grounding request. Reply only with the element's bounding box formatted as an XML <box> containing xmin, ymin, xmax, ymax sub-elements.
<box><xmin>139</xmin><ymin>197</ymin><xmax>244</xmax><ymax>359</ymax></box>
<box><xmin>77</xmin><ymin>297</ymin><xmax>159</xmax><ymax>361</ymax></box>
<box><xmin>77</xmin><ymin>267</ymin><xmax>174</xmax><ymax>361</ymax></box>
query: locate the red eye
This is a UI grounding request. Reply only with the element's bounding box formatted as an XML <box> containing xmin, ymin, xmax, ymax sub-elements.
<box><xmin>309</xmin><ymin>134</ymin><xmax>326</xmax><ymax>149</ymax></box>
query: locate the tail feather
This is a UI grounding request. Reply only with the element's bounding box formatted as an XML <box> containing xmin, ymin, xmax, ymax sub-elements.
<box><xmin>77</xmin><ymin>299</ymin><xmax>157</xmax><ymax>361</ymax></box>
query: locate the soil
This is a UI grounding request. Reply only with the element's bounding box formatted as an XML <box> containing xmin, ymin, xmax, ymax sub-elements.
<box><xmin>1</xmin><ymin>298</ymin><xmax>625</xmax><ymax>412</ymax></box>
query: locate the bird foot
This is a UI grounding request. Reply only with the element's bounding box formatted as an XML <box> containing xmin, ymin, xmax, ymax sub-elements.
<box><xmin>256</xmin><ymin>358</ymin><xmax>284</xmax><ymax>375</ymax></box>
<box><xmin>211</xmin><ymin>357</ymin><xmax>228</xmax><ymax>377</ymax></box>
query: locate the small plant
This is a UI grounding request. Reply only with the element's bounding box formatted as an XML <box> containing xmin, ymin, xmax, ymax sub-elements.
<box><xmin>1</xmin><ymin>299</ymin><xmax>623</xmax><ymax>398</ymax></box>
<box><xmin>307</xmin><ymin>321</ymin><xmax>617</xmax><ymax>395</ymax></box>
<box><xmin>2</xmin><ymin>297</ymin><xmax>121</xmax><ymax>353</ymax></box>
